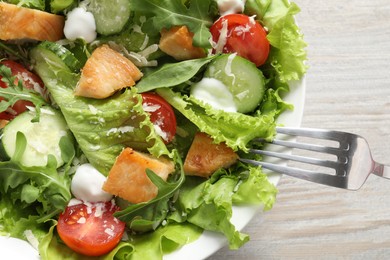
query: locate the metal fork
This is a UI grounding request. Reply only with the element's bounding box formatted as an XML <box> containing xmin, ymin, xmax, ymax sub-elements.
<box><xmin>240</xmin><ymin>127</ymin><xmax>390</xmax><ymax>190</ymax></box>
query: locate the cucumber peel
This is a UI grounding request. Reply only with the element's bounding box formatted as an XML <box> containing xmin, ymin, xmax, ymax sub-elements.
<box><xmin>0</xmin><ymin>107</ymin><xmax>73</xmax><ymax>168</ymax></box>
<box><xmin>204</xmin><ymin>54</ymin><xmax>266</xmax><ymax>113</ymax></box>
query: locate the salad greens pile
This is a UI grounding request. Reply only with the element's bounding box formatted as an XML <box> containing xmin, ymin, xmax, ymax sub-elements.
<box><xmin>0</xmin><ymin>0</ymin><xmax>307</xmax><ymax>259</ymax></box>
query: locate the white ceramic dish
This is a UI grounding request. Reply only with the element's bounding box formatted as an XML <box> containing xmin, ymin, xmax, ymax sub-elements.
<box><xmin>165</xmin><ymin>78</ymin><xmax>306</xmax><ymax>260</ymax></box>
<box><xmin>0</xmin><ymin>78</ymin><xmax>305</xmax><ymax>260</ymax></box>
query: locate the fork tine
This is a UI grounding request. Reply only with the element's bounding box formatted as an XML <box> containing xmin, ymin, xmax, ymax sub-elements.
<box><xmin>276</xmin><ymin>127</ymin><xmax>347</xmax><ymax>141</ymax></box>
<box><xmin>257</xmin><ymin>138</ymin><xmax>344</xmax><ymax>156</ymax></box>
<box><xmin>249</xmin><ymin>148</ymin><xmax>344</xmax><ymax>170</ymax></box>
<box><xmin>239</xmin><ymin>158</ymin><xmax>348</xmax><ymax>189</ymax></box>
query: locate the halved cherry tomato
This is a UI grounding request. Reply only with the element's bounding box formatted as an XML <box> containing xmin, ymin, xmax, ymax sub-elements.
<box><xmin>210</xmin><ymin>14</ymin><xmax>270</xmax><ymax>67</ymax></box>
<box><xmin>0</xmin><ymin>60</ymin><xmax>46</xmax><ymax>120</ymax></box>
<box><xmin>141</xmin><ymin>92</ymin><xmax>177</xmax><ymax>143</ymax></box>
<box><xmin>57</xmin><ymin>201</ymin><xmax>125</xmax><ymax>257</ymax></box>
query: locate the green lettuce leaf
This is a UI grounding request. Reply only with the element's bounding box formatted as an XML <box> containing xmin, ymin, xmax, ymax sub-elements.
<box><xmin>157</xmin><ymin>88</ymin><xmax>276</xmax><ymax>152</ymax></box>
<box><xmin>0</xmin><ymin>159</ymin><xmax>72</xmax><ymax>222</ymax></box>
<box><xmin>5</xmin><ymin>0</ymin><xmax>45</xmax><ymax>10</ymax></box>
<box><xmin>232</xmin><ymin>167</ymin><xmax>277</xmax><ymax>210</ymax></box>
<box><xmin>170</xmin><ymin>165</ymin><xmax>277</xmax><ymax>249</ymax></box>
<box><xmin>38</xmin><ymin>221</ymin><xmax>202</xmax><ymax>260</ymax></box>
<box><xmin>30</xmin><ymin>44</ymin><xmax>171</xmax><ymax>175</ymax></box>
<box><xmin>246</xmin><ymin>0</ymin><xmax>307</xmax><ymax>83</ymax></box>
<box><xmin>0</xmin><ymin>196</ymin><xmax>52</xmax><ymax>242</ymax></box>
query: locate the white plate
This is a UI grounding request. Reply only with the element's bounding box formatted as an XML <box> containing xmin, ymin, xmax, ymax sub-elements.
<box><xmin>0</xmin><ymin>78</ymin><xmax>305</xmax><ymax>260</ymax></box>
<box><xmin>165</xmin><ymin>78</ymin><xmax>306</xmax><ymax>260</ymax></box>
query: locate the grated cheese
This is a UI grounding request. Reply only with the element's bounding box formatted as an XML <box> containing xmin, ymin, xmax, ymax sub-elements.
<box><xmin>225</xmin><ymin>53</ymin><xmax>237</xmax><ymax>85</ymax></box>
<box><xmin>23</xmin><ymin>230</ymin><xmax>39</xmax><ymax>250</ymax></box>
<box><xmin>212</xmin><ymin>18</ymin><xmax>229</xmax><ymax>53</ymax></box>
<box><xmin>104</xmin><ymin>228</ymin><xmax>115</xmax><ymax>237</ymax></box>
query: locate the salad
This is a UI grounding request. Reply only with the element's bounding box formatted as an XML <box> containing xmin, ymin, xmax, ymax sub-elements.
<box><xmin>0</xmin><ymin>0</ymin><xmax>307</xmax><ymax>259</ymax></box>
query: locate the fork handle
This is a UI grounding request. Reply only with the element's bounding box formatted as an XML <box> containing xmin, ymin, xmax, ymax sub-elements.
<box><xmin>372</xmin><ymin>162</ymin><xmax>390</xmax><ymax>179</ymax></box>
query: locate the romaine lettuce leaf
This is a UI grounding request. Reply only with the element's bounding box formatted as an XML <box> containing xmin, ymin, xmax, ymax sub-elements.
<box><xmin>30</xmin><ymin>45</ymin><xmax>171</xmax><ymax>175</ymax></box>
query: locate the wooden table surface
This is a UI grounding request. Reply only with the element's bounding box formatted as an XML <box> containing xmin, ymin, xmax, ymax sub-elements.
<box><xmin>210</xmin><ymin>0</ymin><xmax>390</xmax><ymax>259</ymax></box>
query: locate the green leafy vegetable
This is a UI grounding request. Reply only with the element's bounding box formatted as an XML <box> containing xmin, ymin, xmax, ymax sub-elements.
<box><xmin>5</xmin><ymin>0</ymin><xmax>45</xmax><ymax>10</ymax></box>
<box><xmin>246</xmin><ymin>0</ymin><xmax>307</xmax><ymax>83</ymax></box>
<box><xmin>38</xmin><ymin>221</ymin><xmax>202</xmax><ymax>260</ymax></box>
<box><xmin>30</xmin><ymin>44</ymin><xmax>171</xmax><ymax>175</ymax></box>
<box><xmin>170</xmin><ymin>165</ymin><xmax>277</xmax><ymax>249</ymax></box>
<box><xmin>157</xmin><ymin>88</ymin><xmax>276</xmax><ymax>152</ymax></box>
<box><xmin>114</xmin><ymin>150</ymin><xmax>185</xmax><ymax>223</ymax></box>
<box><xmin>136</xmin><ymin>56</ymin><xmax>217</xmax><ymax>93</ymax></box>
<box><xmin>129</xmin><ymin>0</ymin><xmax>215</xmax><ymax>48</ymax></box>
<box><xmin>0</xmin><ymin>160</ymin><xmax>72</xmax><ymax>223</ymax></box>
<box><xmin>0</xmin><ymin>64</ymin><xmax>48</xmax><ymax>122</ymax></box>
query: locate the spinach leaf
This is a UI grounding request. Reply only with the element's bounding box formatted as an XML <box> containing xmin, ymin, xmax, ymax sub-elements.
<box><xmin>136</xmin><ymin>56</ymin><xmax>217</xmax><ymax>93</ymax></box>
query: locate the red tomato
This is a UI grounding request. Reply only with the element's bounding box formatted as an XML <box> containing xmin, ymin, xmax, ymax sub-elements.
<box><xmin>210</xmin><ymin>14</ymin><xmax>270</xmax><ymax>67</ymax></box>
<box><xmin>57</xmin><ymin>201</ymin><xmax>126</xmax><ymax>257</ymax></box>
<box><xmin>141</xmin><ymin>92</ymin><xmax>177</xmax><ymax>143</ymax></box>
<box><xmin>0</xmin><ymin>60</ymin><xmax>46</xmax><ymax>120</ymax></box>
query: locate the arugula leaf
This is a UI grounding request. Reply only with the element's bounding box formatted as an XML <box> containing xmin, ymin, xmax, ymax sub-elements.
<box><xmin>0</xmin><ymin>64</ymin><xmax>47</xmax><ymax>122</ymax></box>
<box><xmin>129</xmin><ymin>0</ymin><xmax>215</xmax><ymax>48</ymax></box>
<box><xmin>0</xmin><ymin>160</ymin><xmax>72</xmax><ymax>223</ymax></box>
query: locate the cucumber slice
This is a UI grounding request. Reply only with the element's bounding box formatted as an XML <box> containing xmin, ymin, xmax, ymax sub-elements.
<box><xmin>88</xmin><ymin>0</ymin><xmax>131</xmax><ymax>35</ymax></box>
<box><xmin>204</xmin><ymin>54</ymin><xmax>265</xmax><ymax>113</ymax></box>
<box><xmin>0</xmin><ymin>107</ymin><xmax>73</xmax><ymax>168</ymax></box>
<box><xmin>37</xmin><ymin>41</ymin><xmax>81</xmax><ymax>71</ymax></box>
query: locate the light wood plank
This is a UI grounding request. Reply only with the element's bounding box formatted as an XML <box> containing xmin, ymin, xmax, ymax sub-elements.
<box><xmin>210</xmin><ymin>0</ymin><xmax>390</xmax><ymax>259</ymax></box>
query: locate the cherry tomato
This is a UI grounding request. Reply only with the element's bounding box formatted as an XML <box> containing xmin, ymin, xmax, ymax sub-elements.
<box><xmin>210</xmin><ymin>14</ymin><xmax>270</xmax><ymax>67</ymax></box>
<box><xmin>141</xmin><ymin>92</ymin><xmax>177</xmax><ymax>143</ymax></box>
<box><xmin>0</xmin><ymin>60</ymin><xmax>46</xmax><ymax>120</ymax></box>
<box><xmin>57</xmin><ymin>201</ymin><xmax>126</xmax><ymax>257</ymax></box>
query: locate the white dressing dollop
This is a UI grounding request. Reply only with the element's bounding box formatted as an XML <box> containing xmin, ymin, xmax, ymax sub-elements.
<box><xmin>216</xmin><ymin>0</ymin><xmax>246</xmax><ymax>16</ymax></box>
<box><xmin>64</xmin><ymin>7</ymin><xmax>97</xmax><ymax>43</ymax></box>
<box><xmin>191</xmin><ymin>77</ymin><xmax>237</xmax><ymax>112</ymax></box>
<box><xmin>71</xmin><ymin>163</ymin><xmax>113</xmax><ymax>202</ymax></box>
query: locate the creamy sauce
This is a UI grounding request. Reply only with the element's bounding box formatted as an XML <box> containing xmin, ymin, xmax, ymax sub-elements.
<box><xmin>71</xmin><ymin>163</ymin><xmax>113</xmax><ymax>202</ymax></box>
<box><xmin>216</xmin><ymin>0</ymin><xmax>246</xmax><ymax>16</ymax></box>
<box><xmin>191</xmin><ymin>78</ymin><xmax>237</xmax><ymax>112</ymax></box>
<box><xmin>64</xmin><ymin>7</ymin><xmax>97</xmax><ymax>43</ymax></box>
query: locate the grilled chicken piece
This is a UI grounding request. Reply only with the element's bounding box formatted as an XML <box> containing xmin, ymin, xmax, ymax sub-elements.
<box><xmin>159</xmin><ymin>26</ymin><xmax>206</xmax><ymax>61</ymax></box>
<box><xmin>103</xmin><ymin>148</ymin><xmax>175</xmax><ymax>204</ymax></box>
<box><xmin>0</xmin><ymin>2</ymin><xmax>65</xmax><ymax>41</ymax></box>
<box><xmin>184</xmin><ymin>132</ymin><xmax>239</xmax><ymax>178</ymax></box>
<box><xmin>75</xmin><ymin>44</ymin><xmax>143</xmax><ymax>99</ymax></box>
